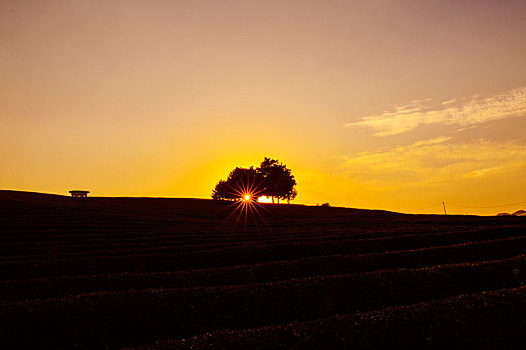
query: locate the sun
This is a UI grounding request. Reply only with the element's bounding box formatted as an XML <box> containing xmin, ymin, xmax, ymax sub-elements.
<box><xmin>243</xmin><ymin>194</ymin><xmax>251</xmax><ymax>201</ymax></box>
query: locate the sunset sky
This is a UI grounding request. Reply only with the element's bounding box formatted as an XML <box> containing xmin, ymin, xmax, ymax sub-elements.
<box><xmin>1</xmin><ymin>0</ymin><xmax>525</xmax><ymax>215</ymax></box>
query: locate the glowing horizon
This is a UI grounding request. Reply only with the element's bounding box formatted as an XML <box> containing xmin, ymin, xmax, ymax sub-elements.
<box><xmin>1</xmin><ymin>1</ymin><xmax>525</xmax><ymax>215</ymax></box>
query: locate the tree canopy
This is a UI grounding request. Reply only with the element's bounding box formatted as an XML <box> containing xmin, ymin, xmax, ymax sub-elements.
<box><xmin>212</xmin><ymin>158</ymin><xmax>297</xmax><ymax>203</ymax></box>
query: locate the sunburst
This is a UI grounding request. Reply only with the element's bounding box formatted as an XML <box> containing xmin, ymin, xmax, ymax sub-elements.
<box><xmin>219</xmin><ymin>173</ymin><xmax>272</xmax><ymax>229</ymax></box>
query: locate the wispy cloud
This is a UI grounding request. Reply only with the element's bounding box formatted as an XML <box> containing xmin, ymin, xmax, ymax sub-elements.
<box><xmin>412</xmin><ymin>136</ymin><xmax>451</xmax><ymax>147</ymax></box>
<box><xmin>345</xmin><ymin>86</ymin><xmax>526</xmax><ymax>136</ymax></box>
<box><xmin>441</xmin><ymin>98</ymin><xmax>456</xmax><ymax>105</ymax></box>
<box><xmin>341</xmin><ymin>138</ymin><xmax>526</xmax><ymax>186</ymax></box>
<box><xmin>463</xmin><ymin>166</ymin><xmax>502</xmax><ymax>178</ymax></box>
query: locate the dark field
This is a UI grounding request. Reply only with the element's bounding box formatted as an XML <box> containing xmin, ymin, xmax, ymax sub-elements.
<box><xmin>1</xmin><ymin>190</ymin><xmax>525</xmax><ymax>349</ymax></box>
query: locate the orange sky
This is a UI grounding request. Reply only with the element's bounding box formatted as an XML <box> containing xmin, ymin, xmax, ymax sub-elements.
<box><xmin>1</xmin><ymin>0</ymin><xmax>525</xmax><ymax>215</ymax></box>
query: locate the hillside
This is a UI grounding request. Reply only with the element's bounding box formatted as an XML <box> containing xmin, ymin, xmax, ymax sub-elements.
<box><xmin>498</xmin><ymin>209</ymin><xmax>526</xmax><ymax>216</ymax></box>
<box><xmin>1</xmin><ymin>190</ymin><xmax>525</xmax><ymax>349</ymax></box>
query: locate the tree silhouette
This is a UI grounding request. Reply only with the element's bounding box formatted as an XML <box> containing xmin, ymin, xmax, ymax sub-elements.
<box><xmin>211</xmin><ymin>180</ymin><xmax>233</xmax><ymax>201</ymax></box>
<box><xmin>256</xmin><ymin>158</ymin><xmax>297</xmax><ymax>203</ymax></box>
<box><xmin>212</xmin><ymin>167</ymin><xmax>262</xmax><ymax>201</ymax></box>
<box><xmin>212</xmin><ymin>158</ymin><xmax>297</xmax><ymax>204</ymax></box>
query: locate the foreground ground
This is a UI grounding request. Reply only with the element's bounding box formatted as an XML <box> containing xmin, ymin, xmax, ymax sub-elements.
<box><xmin>0</xmin><ymin>190</ymin><xmax>525</xmax><ymax>349</ymax></box>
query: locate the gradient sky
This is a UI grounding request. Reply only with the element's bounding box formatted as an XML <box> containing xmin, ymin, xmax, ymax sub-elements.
<box><xmin>1</xmin><ymin>0</ymin><xmax>525</xmax><ymax>215</ymax></box>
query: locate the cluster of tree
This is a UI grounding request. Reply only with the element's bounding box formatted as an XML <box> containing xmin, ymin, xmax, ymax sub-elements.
<box><xmin>212</xmin><ymin>158</ymin><xmax>297</xmax><ymax>203</ymax></box>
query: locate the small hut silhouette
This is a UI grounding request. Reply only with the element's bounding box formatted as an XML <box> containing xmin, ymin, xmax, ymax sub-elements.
<box><xmin>69</xmin><ymin>190</ymin><xmax>89</xmax><ymax>198</ymax></box>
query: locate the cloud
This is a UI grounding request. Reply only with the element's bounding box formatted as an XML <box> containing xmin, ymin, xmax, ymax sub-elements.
<box><xmin>441</xmin><ymin>98</ymin><xmax>456</xmax><ymax>105</ymax></box>
<box><xmin>345</xmin><ymin>86</ymin><xmax>526</xmax><ymax>136</ymax></box>
<box><xmin>454</xmin><ymin>125</ymin><xmax>479</xmax><ymax>133</ymax></box>
<box><xmin>412</xmin><ymin>136</ymin><xmax>451</xmax><ymax>147</ymax></box>
<box><xmin>463</xmin><ymin>166</ymin><xmax>502</xmax><ymax>178</ymax></box>
<box><xmin>341</xmin><ymin>138</ymin><xmax>526</xmax><ymax>186</ymax></box>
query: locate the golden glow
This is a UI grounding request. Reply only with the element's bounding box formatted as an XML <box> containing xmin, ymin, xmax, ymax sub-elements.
<box><xmin>1</xmin><ymin>1</ymin><xmax>525</xmax><ymax>215</ymax></box>
<box><xmin>257</xmin><ymin>196</ymin><xmax>273</xmax><ymax>203</ymax></box>
<box><xmin>243</xmin><ymin>194</ymin><xmax>251</xmax><ymax>201</ymax></box>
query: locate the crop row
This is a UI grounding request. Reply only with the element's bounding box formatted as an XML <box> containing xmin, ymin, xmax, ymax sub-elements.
<box><xmin>1</xmin><ymin>255</ymin><xmax>525</xmax><ymax>349</ymax></box>
<box><xmin>140</xmin><ymin>286</ymin><xmax>526</xmax><ymax>350</ymax></box>
<box><xmin>1</xmin><ymin>237</ymin><xmax>525</xmax><ymax>300</ymax></box>
<box><xmin>2</xmin><ymin>221</ymin><xmax>525</xmax><ymax>279</ymax></box>
<box><xmin>1</xmin><ymin>194</ymin><xmax>518</xmax><ymax>245</ymax></box>
<box><xmin>2</xmin><ymin>220</ymin><xmax>524</xmax><ymax>262</ymax></box>
<box><xmin>1</xmin><ymin>209</ymin><xmax>519</xmax><ymax>244</ymax></box>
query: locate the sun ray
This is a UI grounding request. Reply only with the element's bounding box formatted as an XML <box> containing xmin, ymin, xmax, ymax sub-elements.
<box><xmin>214</xmin><ymin>173</ymin><xmax>274</xmax><ymax>232</ymax></box>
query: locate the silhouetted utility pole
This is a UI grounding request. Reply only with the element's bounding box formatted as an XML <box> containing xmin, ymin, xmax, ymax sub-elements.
<box><xmin>443</xmin><ymin>201</ymin><xmax>447</xmax><ymax>215</ymax></box>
